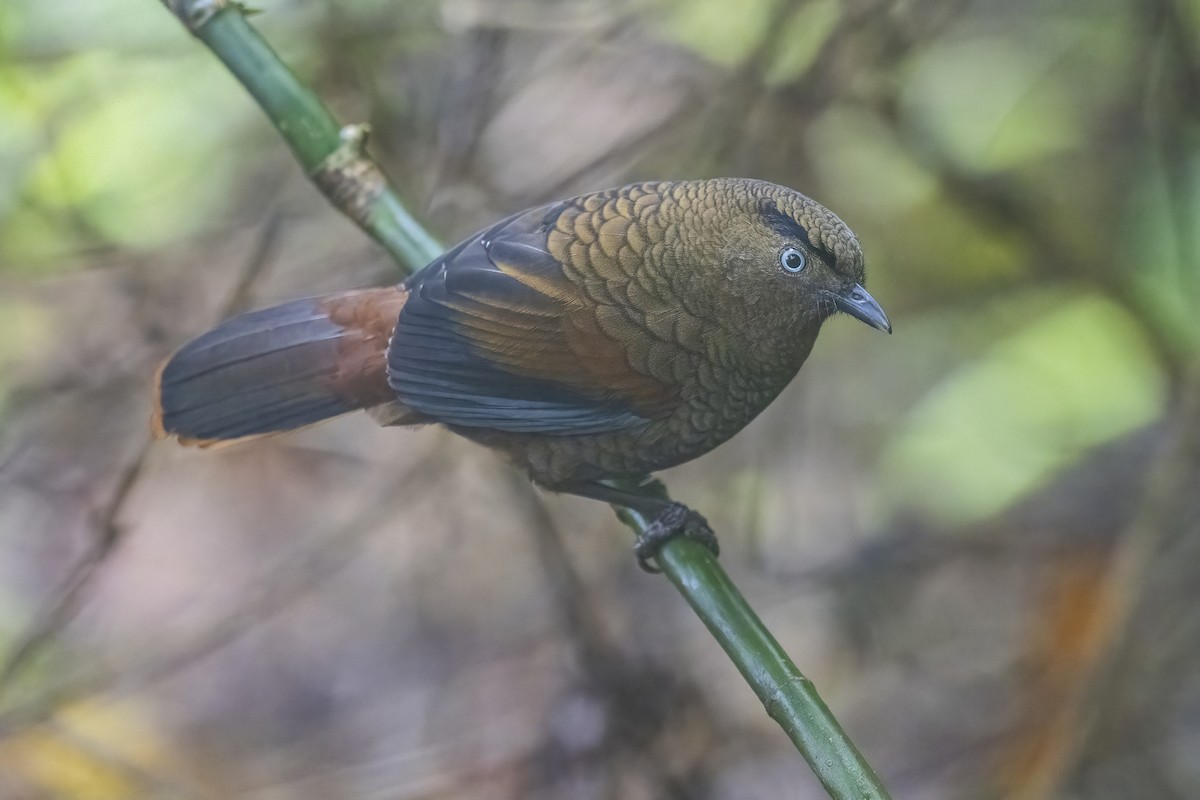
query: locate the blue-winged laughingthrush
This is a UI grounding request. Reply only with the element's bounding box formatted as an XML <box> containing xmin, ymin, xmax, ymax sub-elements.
<box><xmin>152</xmin><ymin>178</ymin><xmax>890</xmax><ymax>568</ymax></box>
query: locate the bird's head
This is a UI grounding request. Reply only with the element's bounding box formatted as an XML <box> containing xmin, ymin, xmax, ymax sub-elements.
<box><xmin>713</xmin><ymin>179</ymin><xmax>891</xmax><ymax>336</ymax></box>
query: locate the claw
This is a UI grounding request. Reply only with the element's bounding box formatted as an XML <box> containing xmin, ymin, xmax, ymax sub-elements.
<box><xmin>634</xmin><ymin>502</ymin><xmax>719</xmax><ymax>573</ymax></box>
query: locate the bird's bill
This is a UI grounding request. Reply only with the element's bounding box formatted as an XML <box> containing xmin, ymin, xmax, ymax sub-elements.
<box><xmin>833</xmin><ymin>284</ymin><xmax>891</xmax><ymax>333</ymax></box>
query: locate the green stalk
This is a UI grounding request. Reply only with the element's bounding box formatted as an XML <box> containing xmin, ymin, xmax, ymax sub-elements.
<box><xmin>618</xmin><ymin>481</ymin><xmax>891</xmax><ymax>800</ymax></box>
<box><xmin>159</xmin><ymin>2</ymin><xmax>891</xmax><ymax>796</ymax></box>
<box><xmin>664</xmin><ymin>548</ymin><xmax>887</xmax><ymax>797</ymax></box>
<box><xmin>165</xmin><ymin>0</ymin><xmax>441</xmax><ymax>268</ymax></box>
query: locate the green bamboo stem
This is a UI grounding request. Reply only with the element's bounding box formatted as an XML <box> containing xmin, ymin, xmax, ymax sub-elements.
<box><xmin>662</xmin><ymin>543</ymin><xmax>888</xmax><ymax>798</ymax></box>
<box><xmin>159</xmin><ymin>2</ymin><xmax>891</xmax><ymax>797</ymax></box>
<box><xmin>164</xmin><ymin>0</ymin><xmax>442</xmax><ymax>267</ymax></box>
<box><xmin>617</xmin><ymin>480</ymin><xmax>891</xmax><ymax>799</ymax></box>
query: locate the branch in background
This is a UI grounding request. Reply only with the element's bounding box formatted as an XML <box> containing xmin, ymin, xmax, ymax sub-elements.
<box><xmin>0</xmin><ymin>454</ymin><xmax>147</xmax><ymax>692</ymax></box>
<box><xmin>158</xmin><ymin>2</ymin><xmax>893</xmax><ymax>797</ymax></box>
<box><xmin>0</xmin><ymin>208</ymin><xmax>286</xmax><ymax>695</ymax></box>
<box><xmin>0</xmin><ymin>447</ymin><xmax>449</xmax><ymax>741</ymax></box>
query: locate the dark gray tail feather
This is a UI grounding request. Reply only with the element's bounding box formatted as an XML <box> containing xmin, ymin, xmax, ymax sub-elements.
<box><xmin>152</xmin><ymin>289</ymin><xmax>408</xmax><ymax>445</ymax></box>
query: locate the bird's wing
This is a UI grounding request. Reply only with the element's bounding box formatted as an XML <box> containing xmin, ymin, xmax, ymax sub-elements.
<box><xmin>387</xmin><ymin>203</ymin><xmax>680</xmax><ymax>435</ymax></box>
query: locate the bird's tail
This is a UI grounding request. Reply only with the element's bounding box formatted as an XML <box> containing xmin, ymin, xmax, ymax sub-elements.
<box><xmin>152</xmin><ymin>287</ymin><xmax>414</xmax><ymax>446</ymax></box>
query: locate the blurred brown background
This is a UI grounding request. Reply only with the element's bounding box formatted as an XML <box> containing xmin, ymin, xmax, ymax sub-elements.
<box><xmin>0</xmin><ymin>0</ymin><xmax>1197</xmax><ymax>797</ymax></box>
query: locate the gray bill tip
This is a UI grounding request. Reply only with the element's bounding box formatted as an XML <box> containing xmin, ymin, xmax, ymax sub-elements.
<box><xmin>833</xmin><ymin>283</ymin><xmax>891</xmax><ymax>334</ymax></box>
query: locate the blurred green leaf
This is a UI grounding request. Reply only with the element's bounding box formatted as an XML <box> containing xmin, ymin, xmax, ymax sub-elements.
<box><xmin>901</xmin><ymin>34</ymin><xmax>1086</xmax><ymax>171</ymax></box>
<box><xmin>7</xmin><ymin>0</ymin><xmax>185</xmax><ymax>55</ymax></box>
<box><xmin>31</xmin><ymin>55</ymin><xmax>241</xmax><ymax>245</ymax></box>
<box><xmin>659</xmin><ymin>0</ymin><xmax>782</xmax><ymax>67</ymax></box>
<box><xmin>1126</xmin><ymin>144</ymin><xmax>1200</xmax><ymax>355</ymax></box>
<box><xmin>879</xmin><ymin>293</ymin><xmax>1167</xmax><ymax>525</ymax></box>
<box><xmin>808</xmin><ymin>105</ymin><xmax>938</xmax><ymax>217</ymax></box>
<box><xmin>1186</xmin><ymin>0</ymin><xmax>1200</xmax><ymax>30</ymax></box>
<box><xmin>0</xmin><ymin>75</ymin><xmax>42</xmax><ymax>219</ymax></box>
<box><xmin>1</xmin><ymin>50</ymin><xmax>250</xmax><ymax>269</ymax></box>
<box><xmin>807</xmin><ymin>105</ymin><xmax>1027</xmax><ymax>293</ymax></box>
<box><xmin>764</xmin><ymin>0</ymin><xmax>841</xmax><ymax>85</ymax></box>
<box><xmin>886</xmin><ymin>197</ymin><xmax>1029</xmax><ymax>291</ymax></box>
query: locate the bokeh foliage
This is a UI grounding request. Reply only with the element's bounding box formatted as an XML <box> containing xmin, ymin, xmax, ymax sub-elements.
<box><xmin>0</xmin><ymin>0</ymin><xmax>1196</xmax><ymax>797</ymax></box>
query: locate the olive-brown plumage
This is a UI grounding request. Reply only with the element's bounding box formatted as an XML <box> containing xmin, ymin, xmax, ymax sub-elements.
<box><xmin>153</xmin><ymin>178</ymin><xmax>888</xmax><ymax>551</ymax></box>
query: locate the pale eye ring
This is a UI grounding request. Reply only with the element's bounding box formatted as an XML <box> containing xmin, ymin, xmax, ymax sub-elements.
<box><xmin>780</xmin><ymin>247</ymin><xmax>806</xmax><ymax>273</ymax></box>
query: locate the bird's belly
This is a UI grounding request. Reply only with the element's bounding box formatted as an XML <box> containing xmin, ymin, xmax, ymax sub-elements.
<box><xmin>451</xmin><ymin>370</ymin><xmax>790</xmax><ymax>486</ymax></box>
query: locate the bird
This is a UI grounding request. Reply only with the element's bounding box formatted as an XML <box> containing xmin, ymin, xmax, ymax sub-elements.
<box><xmin>152</xmin><ymin>178</ymin><xmax>890</xmax><ymax>568</ymax></box>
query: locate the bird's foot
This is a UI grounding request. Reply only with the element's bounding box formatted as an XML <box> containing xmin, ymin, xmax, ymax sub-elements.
<box><xmin>635</xmin><ymin>502</ymin><xmax>719</xmax><ymax>573</ymax></box>
<box><xmin>551</xmin><ymin>478</ymin><xmax>720</xmax><ymax>572</ymax></box>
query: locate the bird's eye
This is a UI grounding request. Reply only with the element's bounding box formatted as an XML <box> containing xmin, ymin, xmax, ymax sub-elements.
<box><xmin>780</xmin><ymin>247</ymin><xmax>806</xmax><ymax>273</ymax></box>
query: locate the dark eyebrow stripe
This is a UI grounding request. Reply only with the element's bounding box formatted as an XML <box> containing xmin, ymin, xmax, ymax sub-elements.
<box><xmin>758</xmin><ymin>200</ymin><xmax>838</xmax><ymax>267</ymax></box>
<box><xmin>759</xmin><ymin>201</ymin><xmax>809</xmax><ymax>242</ymax></box>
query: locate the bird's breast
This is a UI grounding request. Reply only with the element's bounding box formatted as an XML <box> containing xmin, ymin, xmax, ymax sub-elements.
<box><xmin>505</xmin><ymin>313</ymin><xmax>810</xmax><ymax>485</ymax></box>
